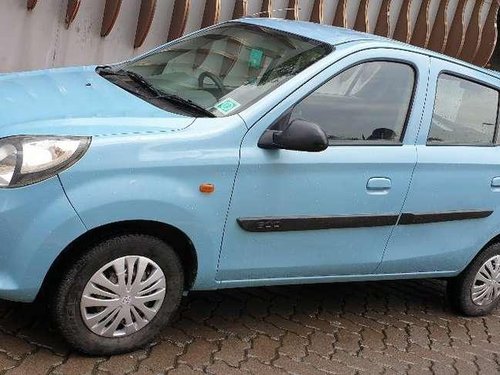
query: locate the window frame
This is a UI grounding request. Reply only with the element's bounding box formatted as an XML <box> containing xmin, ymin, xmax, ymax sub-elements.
<box><xmin>269</xmin><ymin>58</ymin><xmax>419</xmax><ymax>147</ymax></box>
<box><xmin>426</xmin><ymin>70</ymin><xmax>500</xmax><ymax>147</ymax></box>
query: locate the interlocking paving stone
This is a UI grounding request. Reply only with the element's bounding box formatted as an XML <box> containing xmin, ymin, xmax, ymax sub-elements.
<box><xmin>0</xmin><ymin>279</ymin><xmax>498</xmax><ymax>375</ymax></box>
<box><xmin>6</xmin><ymin>349</ymin><xmax>63</xmax><ymax>375</ymax></box>
<box><xmin>0</xmin><ymin>352</ymin><xmax>17</xmax><ymax>372</ymax></box>
<box><xmin>51</xmin><ymin>354</ymin><xmax>103</xmax><ymax>375</ymax></box>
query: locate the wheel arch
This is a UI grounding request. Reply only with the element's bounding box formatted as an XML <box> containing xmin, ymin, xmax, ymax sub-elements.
<box><xmin>37</xmin><ymin>220</ymin><xmax>198</xmax><ymax>302</ymax></box>
<box><xmin>481</xmin><ymin>233</ymin><xmax>500</xmax><ymax>252</ymax></box>
<box><xmin>454</xmin><ymin>232</ymin><xmax>500</xmax><ymax>277</ymax></box>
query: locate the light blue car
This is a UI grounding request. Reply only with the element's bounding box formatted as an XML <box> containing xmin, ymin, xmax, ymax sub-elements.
<box><xmin>1</xmin><ymin>18</ymin><xmax>499</xmax><ymax>355</ymax></box>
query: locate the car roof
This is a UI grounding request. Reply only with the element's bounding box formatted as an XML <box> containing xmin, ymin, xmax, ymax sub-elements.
<box><xmin>236</xmin><ymin>17</ymin><xmax>500</xmax><ymax>80</ymax></box>
<box><xmin>238</xmin><ymin>17</ymin><xmax>380</xmax><ymax>45</ymax></box>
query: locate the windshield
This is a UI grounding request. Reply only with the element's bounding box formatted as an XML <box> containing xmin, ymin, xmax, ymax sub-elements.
<box><xmin>105</xmin><ymin>23</ymin><xmax>332</xmax><ymax>117</ymax></box>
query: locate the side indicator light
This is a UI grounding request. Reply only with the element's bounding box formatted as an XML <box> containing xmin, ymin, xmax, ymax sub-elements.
<box><xmin>199</xmin><ymin>183</ymin><xmax>215</xmax><ymax>194</ymax></box>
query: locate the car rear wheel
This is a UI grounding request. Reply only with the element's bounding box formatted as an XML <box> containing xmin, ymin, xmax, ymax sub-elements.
<box><xmin>447</xmin><ymin>242</ymin><xmax>500</xmax><ymax>316</ymax></box>
<box><xmin>52</xmin><ymin>234</ymin><xmax>184</xmax><ymax>355</ymax></box>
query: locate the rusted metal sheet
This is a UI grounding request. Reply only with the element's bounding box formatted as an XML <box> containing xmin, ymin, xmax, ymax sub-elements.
<box><xmin>101</xmin><ymin>0</ymin><xmax>122</xmax><ymax>37</ymax></box>
<box><xmin>201</xmin><ymin>0</ymin><xmax>221</xmax><ymax>28</ymax></box>
<box><xmin>167</xmin><ymin>0</ymin><xmax>190</xmax><ymax>41</ymax></box>
<box><xmin>393</xmin><ymin>0</ymin><xmax>412</xmax><ymax>42</ymax></box>
<box><xmin>332</xmin><ymin>0</ymin><xmax>347</xmax><ymax>27</ymax></box>
<box><xmin>65</xmin><ymin>0</ymin><xmax>81</xmax><ymax>28</ymax></box>
<box><xmin>309</xmin><ymin>0</ymin><xmax>323</xmax><ymax>23</ymax></box>
<box><xmin>459</xmin><ymin>0</ymin><xmax>485</xmax><ymax>62</ymax></box>
<box><xmin>474</xmin><ymin>0</ymin><xmax>500</xmax><ymax>67</ymax></box>
<box><xmin>427</xmin><ymin>0</ymin><xmax>449</xmax><ymax>53</ymax></box>
<box><xmin>232</xmin><ymin>0</ymin><xmax>247</xmax><ymax>19</ymax></box>
<box><xmin>411</xmin><ymin>0</ymin><xmax>431</xmax><ymax>47</ymax></box>
<box><xmin>354</xmin><ymin>0</ymin><xmax>369</xmax><ymax>32</ymax></box>
<box><xmin>444</xmin><ymin>0</ymin><xmax>468</xmax><ymax>57</ymax></box>
<box><xmin>27</xmin><ymin>0</ymin><xmax>38</xmax><ymax>10</ymax></box>
<box><xmin>134</xmin><ymin>0</ymin><xmax>157</xmax><ymax>48</ymax></box>
<box><xmin>261</xmin><ymin>0</ymin><xmax>272</xmax><ymax>17</ymax></box>
<box><xmin>286</xmin><ymin>0</ymin><xmax>299</xmax><ymax>20</ymax></box>
<box><xmin>374</xmin><ymin>0</ymin><xmax>391</xmax><ymax>37</ymax></box>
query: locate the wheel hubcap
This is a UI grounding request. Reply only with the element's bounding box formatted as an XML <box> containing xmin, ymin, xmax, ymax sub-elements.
<box><xmin>471</xmin><ymin>255</ymin><xmax>500</xmax><ymax>306</ymax></box>
<box><xmin>80</xmin><ymin>256</ymin><xmax>166</xmax><ymax>338</ymax></box>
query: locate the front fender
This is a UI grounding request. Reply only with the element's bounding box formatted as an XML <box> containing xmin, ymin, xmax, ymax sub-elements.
<box><xmin>60</xmin><ymin>176</ymin><xmax>219</xmax><ymax>288</ymax></box>
<box><xmin>59</xmin><ymin>119</ymin><xmax>246</xmax><ymax>289</ymax></box>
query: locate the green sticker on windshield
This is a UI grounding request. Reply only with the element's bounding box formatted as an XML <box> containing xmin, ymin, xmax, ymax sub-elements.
<box><xmin>249</xmin><ymin>48</ymin><xmax>264</xmax><ymax>69</ymax></box>
<box><xmin>215</xmin><ymin>98</ymin><xmax>241</xmax><ymax>115</ymax></box>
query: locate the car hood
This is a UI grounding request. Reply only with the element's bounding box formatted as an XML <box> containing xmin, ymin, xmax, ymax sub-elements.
<box><xmin>0</xmin><ymin>66</ymin><xmax>195</xmax><ymax>137</ymax></box>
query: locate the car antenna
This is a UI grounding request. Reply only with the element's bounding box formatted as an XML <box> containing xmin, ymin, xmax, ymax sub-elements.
<box><xmin>245</xmin><ymin>8</ymin><xmax>300</xmax><ymax>18</ymax></box>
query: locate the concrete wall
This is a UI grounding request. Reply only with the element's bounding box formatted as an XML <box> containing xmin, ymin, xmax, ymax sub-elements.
<box><xmin>0</xmin><ymin>0</ymin><xmax>494</xmax><ymax>73</ymax></box>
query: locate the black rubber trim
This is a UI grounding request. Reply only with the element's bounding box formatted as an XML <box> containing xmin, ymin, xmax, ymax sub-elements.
<box><xmin>399</xmin><ymin>210</ymin><xmax>493</xmax><ymax>225</ymax></box>
<box><xmin>237</xmin><ymin>215</ymin><xmax>399</xmax><ymax>232</ymax></box>
<box><xmin>237</xmin><ymin>210</ymin><xmax>493</xmax><ymax>232</ymax></box>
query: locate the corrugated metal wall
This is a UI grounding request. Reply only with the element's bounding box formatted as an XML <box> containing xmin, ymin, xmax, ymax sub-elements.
<box><xmin>0</xmin><ymin>0</ymin><xmax>498</xmax><ymax>73</ymax></box>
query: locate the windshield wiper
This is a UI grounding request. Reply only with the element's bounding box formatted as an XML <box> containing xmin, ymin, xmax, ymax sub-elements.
<box><xmin>119</xmin><ymin>69</ymin><xmax>166</xmax><ymax>98</ymax></box>
<box><xmin>98</xmin><ymin>67</ymin><xmax>215</xmax><ymax>118</ymax></box>
<box><xmin>97</xmin><ymin>67</ymin><xmax>158</xmax><ymax>93</ymax></box>
<box><xmin>156</xmin><ymin>93</ymin><xmax>216</xmax><ymax>118</ymax></box>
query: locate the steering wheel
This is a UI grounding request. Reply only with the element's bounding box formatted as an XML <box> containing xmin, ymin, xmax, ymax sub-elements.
<box><xmin>198</xmin><ymin>71</ymin><xmax>225</xmax><ymax>98</ymax></box>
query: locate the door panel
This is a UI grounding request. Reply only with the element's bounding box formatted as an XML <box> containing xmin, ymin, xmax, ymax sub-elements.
<box><xmin>379</xmin><ymin>59</ymin><xmax>500</xmax><ymax>275</ymax></box>
<box><xmin>218</xmin><ymin>146</ymin><xmax>416</xmax><ymax>281</ymax></box>
<box><xmin>217</xmin><ymin>49</ymin><xmax>430</xmax><ymax>282</ymax></box>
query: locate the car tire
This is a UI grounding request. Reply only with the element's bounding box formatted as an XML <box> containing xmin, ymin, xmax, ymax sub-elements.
<box><xmin>52</xmin><ymin>234</ymin><xmax>184</xmax><ymax>355</ymax></box>
<box><xmin>447</xmin><ymin>242</ymin><xmax>500</xmax><ymax>316</ymax></box>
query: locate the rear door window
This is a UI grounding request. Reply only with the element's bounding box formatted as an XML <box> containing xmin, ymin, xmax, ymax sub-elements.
<box><xmin>428</xmin><ymin>74</ymin><xmax>499</xmax><ymax>145</ymax></box>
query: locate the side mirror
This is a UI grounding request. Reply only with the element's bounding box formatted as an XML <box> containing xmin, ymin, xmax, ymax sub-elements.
<box><xmin>258</xmin><ymin>119</ymin><xmax>328</xmax><ymax>152</ymax></box>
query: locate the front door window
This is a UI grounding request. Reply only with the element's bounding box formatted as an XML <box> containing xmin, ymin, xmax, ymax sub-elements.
<box><xmin>288</xmin><ymin>61</ymin><xmax>415</xmax><ymax>144</ymax></box>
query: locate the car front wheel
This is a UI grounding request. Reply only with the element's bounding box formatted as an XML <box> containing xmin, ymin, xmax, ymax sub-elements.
<box><xmin>53</xmin><ymin>234</ymin><xmax>184</xmax><ymax>355</ymax></box>
<box><xmin>447</xmin><ymin>242</ymin><xmax>500</xmax><ymax>316</ymax></box>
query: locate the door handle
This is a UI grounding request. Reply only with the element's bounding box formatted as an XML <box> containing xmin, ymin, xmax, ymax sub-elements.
<box><xmin>491</xmin><ymin>177</ymin><xmax>500</xmax><ymax>189</ymax></box>
<box><xmin>367</xmin><ymin>177</ymin><xmax>392</xmax><ymax>192</ymax></box>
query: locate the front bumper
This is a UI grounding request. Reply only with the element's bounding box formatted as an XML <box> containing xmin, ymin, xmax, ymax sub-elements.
<box><xmin>0</xmin><ymin>176</ymin><xmax>86</xmax><ymax>302</ymax></box>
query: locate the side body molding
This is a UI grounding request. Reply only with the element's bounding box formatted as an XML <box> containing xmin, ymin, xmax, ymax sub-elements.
<box><xmin>237</xmin><ymin>210</ymin><xmax>493</xmax><ymax>232</ymax></box>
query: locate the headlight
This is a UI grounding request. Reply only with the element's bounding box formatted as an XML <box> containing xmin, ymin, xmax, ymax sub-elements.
<box><xmin>0</xmin><ymin>135</ymin><xmax>91</xmax><ymax>188</ymax></box>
